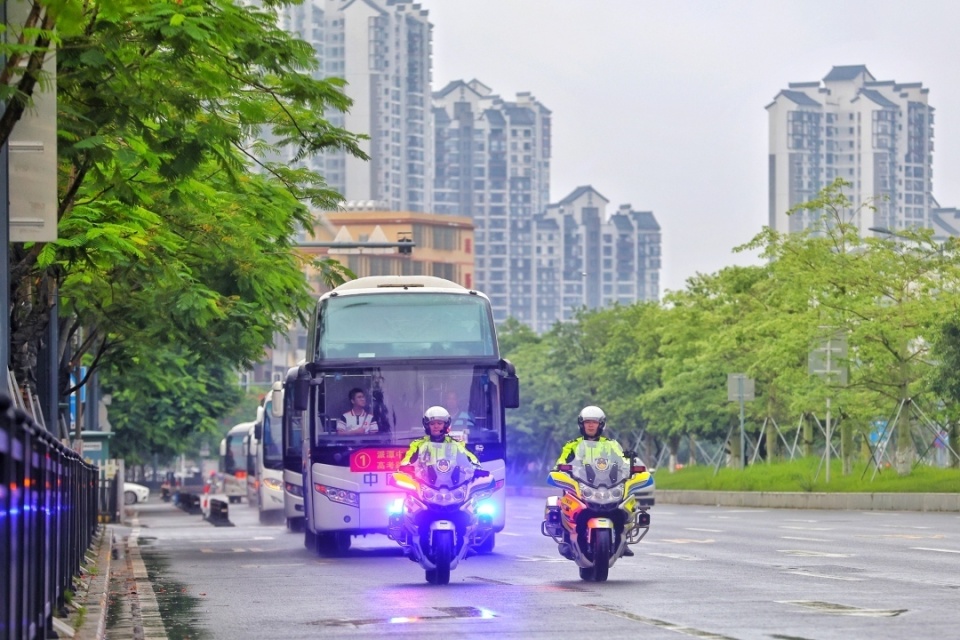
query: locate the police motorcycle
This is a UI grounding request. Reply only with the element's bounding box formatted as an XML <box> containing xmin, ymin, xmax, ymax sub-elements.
<box><xmin>387</xmin><ymin>441</ymin><xmax>496</xmax><ymax>585</ymax></box>
<box><xmin>541</xmin><ymin>440</ymin><xmax>655</xmax><ymax>581</ymax></box>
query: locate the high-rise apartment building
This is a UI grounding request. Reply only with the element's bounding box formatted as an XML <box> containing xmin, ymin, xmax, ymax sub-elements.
<box><xmin>767</xmin><ymin>65</ymin><xmax>950</xmax><ymax>235</ymax></box>
<box><xmin>274</xmin><ymin>0</ymin><xmax>433</xmax><ymax>212</ymax></box>
<box><xmin>432</xmin><ymin>79</ymin><xmax>551</xmax><ymax>323</ymax></box>
<box><xmin>529</xmin><ymin>187</ymin><xmax>661</xmax><ymax>332</ymax></box>
<box><xmin>766</xmin><ymin>65</ymin><xmax>944</xmax><ymax>235</ymax></box>
<box><xmin>432</xmin><ymin>81</ymin><xmax>660</xmax><ymax>330</ymax></box>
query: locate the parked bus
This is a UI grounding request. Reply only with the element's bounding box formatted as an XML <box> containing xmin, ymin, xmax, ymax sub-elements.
<box><xmin>251</xmin><ymin>382</ymin><xmax>286</xmax><ymax>524</ymax></box>
<box><xmin>285</xmin><ymin>275</ymin><xmax>519</xmax><ymax>555</ymax></box>
<box><xmin>282</xmin><ymin>367</ymin><xmax>306</xmax><ymax>532</ymax></box>
<box><xmin>220</xmin><ymin>421</ymin><xmax>255</xmax><ymax>503</ymax></box>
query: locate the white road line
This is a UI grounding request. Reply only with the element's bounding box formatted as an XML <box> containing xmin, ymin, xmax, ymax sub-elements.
<box><xmin>684</xmin><ymin>528</ymin><xmax>722</xmax><ymax>533</ymax></box>
<box><xmin>778</xmin><ymin>550</ymin><xmax>852</xmax><ymax>558</ymax></box>
<box><xmin>500</xmin><ymin>532</ymin><xmax>523</xmax><ymax>537</ymax></box>
<box><xmin>780</xmin><ymin>536</ymin><xmax>829</xmax><ymax>542</ymax></box>
<box><xmin>784</xmin><ymin>570</ymin><xmax>863</xmax><ymax>581</ymax></box>
<box><xmin>253</xmin><ymin>536</ymin><xmax>275</xmax><ymax>540</ymax></box>
<box><xmin>780</xmin><ymin>525</ymin><xmax>834</xmax><ymax>531</ymax></box>
<box><xmin>647</xmin><ymin>552</ymin><xmax>701</xmax><ymax>561</ymax></box>
<box><xmin>911</xmin><ymin>546</ymin><xmax>960</xmax><ymax>554</ymax></box>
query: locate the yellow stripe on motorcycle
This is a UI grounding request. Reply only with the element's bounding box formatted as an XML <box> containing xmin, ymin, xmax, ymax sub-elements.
<box><xmin>586</xmin><ymin>517</ymin><xmax>614</xmax><ymax>529</ymax></box>
<box><xmin>547</xmin><ymin>471</ymin><xmax>580</xmax><ymax>495</ymax></box>
<box><xmin>624</xmin><ymin>472</ymin><xmax>653</xmax><ymax>494</ymax></box>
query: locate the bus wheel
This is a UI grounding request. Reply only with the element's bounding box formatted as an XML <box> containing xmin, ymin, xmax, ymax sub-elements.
<box><xmin>305</xmin><ymin>529</ymin><xmax>316</xmax><ymax>551</ymax></box>
<box><xmin>287</xmin><ymin>517</ymin><xmax>305</xmax><ymax>533</ymax></box>
<box><xmin>334</xmin><ymin>532</ymin><xmax>352</xmax><ymax>553</ymax></box>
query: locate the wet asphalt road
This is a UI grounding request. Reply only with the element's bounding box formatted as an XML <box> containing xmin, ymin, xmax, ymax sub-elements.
<box><xmin>119</xmin><ymin>496</ymin><xmax>960</xmax><ymax>640</ymax></box>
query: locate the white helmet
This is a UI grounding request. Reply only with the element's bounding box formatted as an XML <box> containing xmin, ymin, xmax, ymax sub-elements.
<box><xmin>422</xmin><ymin>406</ymin><xmax>452</xmax><ymax>435</ymax></box>
<box><xmin>577</xmin><ymin>405</ymin><xmax>606</xmax><ymax>437</ymax></box>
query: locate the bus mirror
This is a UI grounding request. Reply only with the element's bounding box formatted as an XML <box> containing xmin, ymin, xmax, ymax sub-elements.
<box><xmin>292</xmin><ymin>377</ymin><xmax>310</xmax><ymax>412</ymax></box>
<box><xmin>270</xmin><ymin>389</ymin><xmax>283</xmax><ymax>417</ymax></box>
<box><xmin>254</xmin><ymin>423</ymin><xmax>263</xmax><ymax>440</ymax></box>
<box><xmin>219</xmin><ymin>440</ymin><xmax>226</xmax><ymax>457</ymax></box>
<box><xmin>502</xmin><ymin>376</ymin><xmax>520</xmax><ymax>409</ymax></box>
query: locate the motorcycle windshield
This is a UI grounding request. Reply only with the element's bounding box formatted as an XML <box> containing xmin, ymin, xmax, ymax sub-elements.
<box><xmin>571</xmin><ymin>440</ymin><xmax>627</xmax><ymax>488</ymax></box>
<box><xmin>414</xmin><ymin>441</ymin><xmax>475</xmax><ymax>489</ymax></box>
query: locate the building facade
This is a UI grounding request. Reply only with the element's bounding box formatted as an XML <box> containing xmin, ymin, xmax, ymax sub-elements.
<box><xmin>274</xmin><ymin>0</ymin><xmax>433</xmax><ymax>212</ymax></box>
<box><xmin>767</xmin><ymin>65</ymin><xmax>946</xmax><ymax>235</ymax></box>
<box><xmin>529</xmin><ymin>187</ymin><xmax>661</xmax><ymax>332</ymax></box>
<box><xmin>432</xmin><ymin>79</ymin><xmax>552</xmax><ymax>323</ymax></box>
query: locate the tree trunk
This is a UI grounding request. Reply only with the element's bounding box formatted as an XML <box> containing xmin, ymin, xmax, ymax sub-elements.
<box><xmin>841</xmin><ymin>419</ymin><xmax>853</xmax><ymax>476</ymax></box>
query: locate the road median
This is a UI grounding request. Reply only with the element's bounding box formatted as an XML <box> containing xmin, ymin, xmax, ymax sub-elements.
<box><xmin>507</xmin><ymin>485</ymin><xmax>960</xmax><ymax>511</ymax></box>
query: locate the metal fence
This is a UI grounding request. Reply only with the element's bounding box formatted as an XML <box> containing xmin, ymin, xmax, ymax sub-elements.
<box><xmin>1</xmin><ymin>392</ymin><xmax>99</xmax><ymax>639</ymax></box>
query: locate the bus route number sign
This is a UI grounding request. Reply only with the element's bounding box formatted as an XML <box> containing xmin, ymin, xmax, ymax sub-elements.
<box><xmin>350</xmin><ymin>448</ymin><xmax>404</xmax><ymax>472</ymax></box>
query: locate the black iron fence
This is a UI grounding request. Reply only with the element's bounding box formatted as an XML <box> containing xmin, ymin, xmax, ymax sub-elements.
<box><xmin>1</xmin><ymin>392</ymin><xmax>99</xmax><ymax>639</ymax></box>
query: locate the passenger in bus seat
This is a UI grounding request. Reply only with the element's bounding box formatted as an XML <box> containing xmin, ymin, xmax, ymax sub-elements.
<box><xmin>337</xmin><ymin>388</ymin><xmax>379</xmax><ymax>435</ymax></box>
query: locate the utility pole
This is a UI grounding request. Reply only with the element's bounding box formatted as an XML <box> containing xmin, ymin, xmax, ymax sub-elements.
<box><xmin>1</xmin><ymin>0</ymin><xmax>9</xmax><ymax>396</ymax></box>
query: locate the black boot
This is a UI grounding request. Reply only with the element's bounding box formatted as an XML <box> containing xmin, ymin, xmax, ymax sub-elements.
<box><xmin>622</xmin><ymin>545</ymin><xmax>635</xmax><ymax>557</ymax></box>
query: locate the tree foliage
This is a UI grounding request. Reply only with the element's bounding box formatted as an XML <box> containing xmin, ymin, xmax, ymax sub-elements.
<box><xmin>501</xmin><ymin>179</ymin><xmax>960</xmax><ymax>475</ymax></box>
<box><xmin>4</xmin><ymin>1</ymin><xmax>366</xmax><ymax>455</ymax></box>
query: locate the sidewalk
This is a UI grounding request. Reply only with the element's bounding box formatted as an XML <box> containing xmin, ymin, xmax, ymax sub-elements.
<box><xmin>70</xmin><ymin>512</ymin><xmax>165</xmax><ymax>640</ymax></box>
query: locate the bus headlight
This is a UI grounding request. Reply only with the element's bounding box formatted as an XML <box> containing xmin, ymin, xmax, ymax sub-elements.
<box><xmin>262</xmin><ymin>478</ymin><xmax>283</xmax><ymax>491</ymax></box>
<box><xmin>315</xmin><ymin>484</ymin><xmax>359</xmax><ymax>507</ymax></box>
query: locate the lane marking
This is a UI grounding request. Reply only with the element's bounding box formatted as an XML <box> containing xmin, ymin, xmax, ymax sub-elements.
<box><xmin>500</xmin><ymin>532</ymin><xmax>523</xmax><ymax>537</ymax></box>
<box><xmin>784</xmin><ymin>570</ymin><xmax>863</xmax><ymax>582</ymax></box>
<box><xmin>778</xmin><ymin>550</ymin><xmax>852</xmax><ymax>557</ymax></box>
<box><xmin>779</xmin><ymin>600</ymin><xmax>906</xmax><ymax>617</ymax></box>
<box><xmin>684</xmin><ymin>528</ymin><xmax>722</xmax><ymax>533</ymax></box>
<box><xmin>780</xmin><ymin>536</ymin><xmax>829</xmax><ymax>542</ymax></box>
<box><xmin>780</xmin><ymin>526</ymin><xmax>833</xmax><ymax>531</ymax></box>
<box><xmin>647</xmin><ymin>552</ymin><xmax>701</xmax><ymax>561</ymax></box>
<box><xmin>582</xmin><ymin>604</ymin><xmax>739</xmax><ymax>639</ymax></box>
<box><xmin>660</xmin><ymin>538</ymin><xmax>715</xmax><ymax>544</ymax></box>
<box><xmin>911</xmin><ymin>547</ymin><xmax>960</xmax><ymax>554</ymax></box>
<box><xmin>856</xmin><ymin>534</ymin><xmax>944</xmax><ymax>540</ymax></box>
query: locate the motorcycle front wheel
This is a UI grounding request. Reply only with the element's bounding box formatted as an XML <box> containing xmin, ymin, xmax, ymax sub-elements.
<box><xmin>592</xmin><ymin>529</ymin><xmax>612</xmax><ymax>582</ymax></box>
<box><xmin>428</xmin><ymin>530</ymin><xmax>454</xmax><ymax>585</ymax></box>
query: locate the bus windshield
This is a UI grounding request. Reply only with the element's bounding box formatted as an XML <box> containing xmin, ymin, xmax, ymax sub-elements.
<box><xmin>318</xmin><ymin>293</ymin><xmax>496</xmax><ymax>359</ymax></box>
<box><xmin>310</xmin><ymin>365</ymin><xmax>503</xmax><ymax>450</ymax></box>
<box><xmin>262</xmin><ymin>402</ymin><xmax>284</xmax><ymax>471</ymax></box>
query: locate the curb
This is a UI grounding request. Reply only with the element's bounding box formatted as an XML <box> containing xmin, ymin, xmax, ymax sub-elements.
<box><xmin>76</xmin><ymin>526</ymin><xmax>113</xmax><ymax>640</ymax></box>
<box><xmin>505</xmin><ymin>486</ymin><xmax>960</xmax><ymax>512</ymax></box>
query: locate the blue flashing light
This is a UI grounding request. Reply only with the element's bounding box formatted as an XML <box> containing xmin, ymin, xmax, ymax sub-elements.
<box><xmin>387</xmin><ymin>498</ymin><xmax>404</xmax><ymax>515</ymax></box>
<box><xmin>476</xmin><ymin>500</ymin><xmax>496</xmax><ymax>517</ymax></box>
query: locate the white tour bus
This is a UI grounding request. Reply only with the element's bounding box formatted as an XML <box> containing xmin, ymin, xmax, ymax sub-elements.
<box><xmin>251</xmin><ymin>382</ymin><xmax>286</xmax><ymax>523</ymax></box>
<box><xmin>283</xmin><ymin>363</ymin><xmax>307</xmax><ymax>532</ymax></box>
<box><xmin>285</xmin><ymin>275</ymin><xmax>519</xmax><ymax>555</ymax></box>
<box><xmin>220</xmin><ymin>421</ymin><xmax>256</xmax><ymax>503</ymax></box>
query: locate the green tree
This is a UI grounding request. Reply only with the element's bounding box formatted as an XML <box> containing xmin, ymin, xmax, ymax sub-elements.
<box><xmin>6</xmin><ymin>1</ymin><xmax>366</xmax><ymax>431</ymax></box>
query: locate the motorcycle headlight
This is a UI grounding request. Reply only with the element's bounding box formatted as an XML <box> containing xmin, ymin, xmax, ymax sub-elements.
<box><xmin>581</xmin><ymin>486</ymin><xmax>594</xmax><ymax>499</ymax></box>
<box><xmin>421</xmin><ymin>487</ymin><xmax>437</xmax><ymax>502</ymax></box>
<box><xmin>612</xmin><ymin>487</ymin><xmax>623</xmax><ymax>499</ymax></box>
<box><xmin>452</xmin><ymin>488</ymin><xmax>466</xmax><ymax>502</ymax></box>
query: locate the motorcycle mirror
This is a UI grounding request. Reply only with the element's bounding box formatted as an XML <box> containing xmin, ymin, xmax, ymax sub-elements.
<box><xmin>631</xmin><ymin>465</ymin><xmax>647</xmax><ymax>474</ymax></box>
<box><xmin>557</xmin><ymin>464</ymin><xmax>573</xmax><ymax>472</ymax></box>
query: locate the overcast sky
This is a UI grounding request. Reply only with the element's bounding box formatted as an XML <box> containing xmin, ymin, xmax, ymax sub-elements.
<box><xmin>422</xmin><ymin>0</ymin><xmax>960</xmax><ymax>294</ymax></box>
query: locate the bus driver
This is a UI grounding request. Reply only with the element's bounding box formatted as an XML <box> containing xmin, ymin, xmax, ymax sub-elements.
<box><xmin>337</xmin><ymin>388</ymin><xmax>378</xmax><ymax>435</ymax></box>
